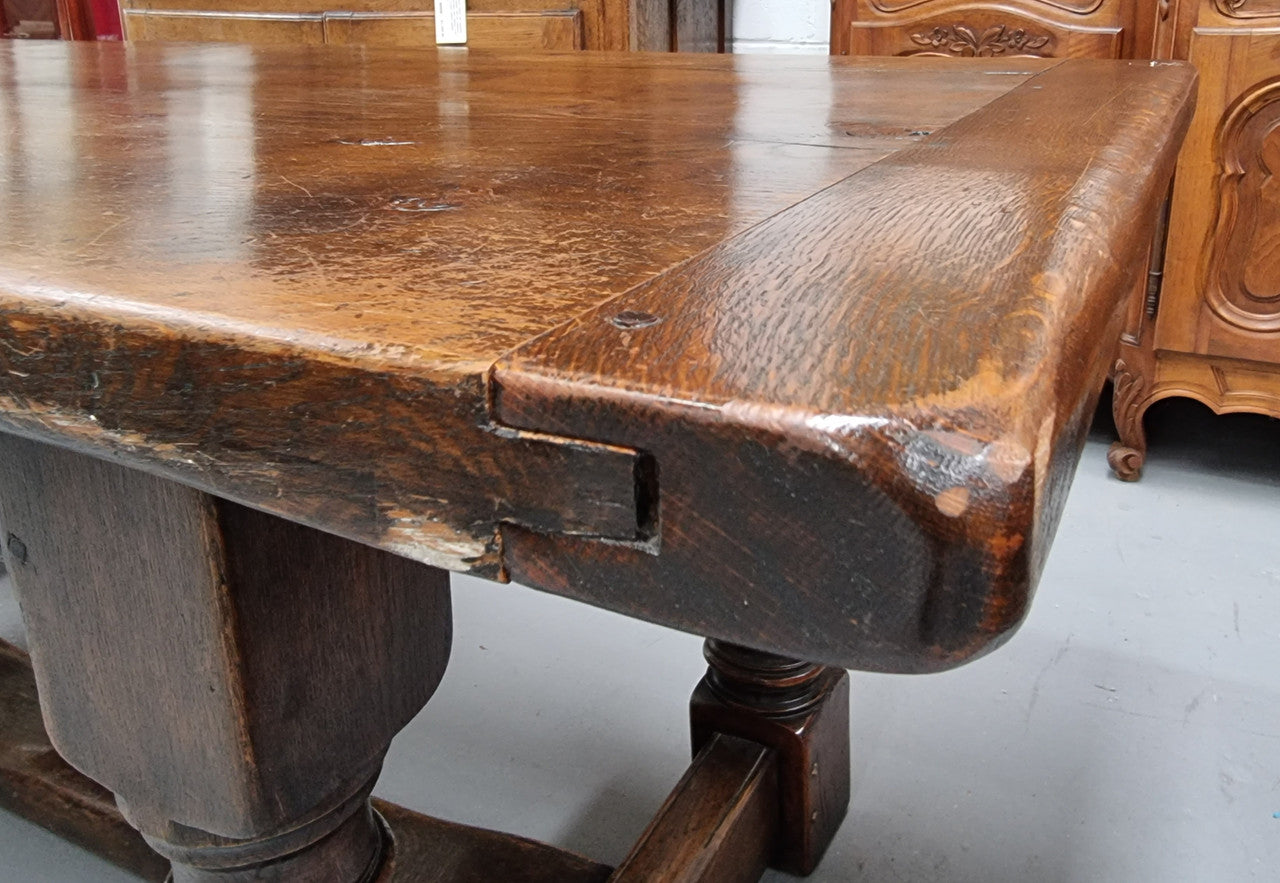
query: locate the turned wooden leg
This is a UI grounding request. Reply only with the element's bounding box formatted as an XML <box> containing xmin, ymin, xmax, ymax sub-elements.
<box><xmin>0</xmin><ymin>434</ymin><xmax>451</xmax><ymax>882</ymax></box>
<box><xmin>689</xmin><ymin>640</ymin><xmax>850</xmax><ymax>876</ymax></box>
<box><xmin>1108</xmin><ymin>357</ymin><xmax>1150</xmax><ymax>481</ymax></box>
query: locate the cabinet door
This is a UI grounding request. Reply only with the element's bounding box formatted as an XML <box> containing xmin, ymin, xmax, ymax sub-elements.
<box><xmin>833</xmin><ymin>0</ymin><xmax>1153</xmax><ymax>59</ymax></box>
<box><xmin>1214</xmin><ymin>0</ymin><xmax>1280</xmax><ymax>19</ymax></box>
<box><xmin>123</xmin><ymin>9</ymin><xmax>327</xmax><ymax>42</ymax></box>
<box><xmin>122</xmin><ymin>0</ymin><xmax>610</xmax><ymax>49</ymax></box>
<box><xmin>1157</xmin><ymin>23</ymin><xmax>1280</xmax><ymax>363</ymax></box>
<box><xmin>321</xmin><ymin>10</ymin><xmax>583</xmax><ymax>49</ymax></box>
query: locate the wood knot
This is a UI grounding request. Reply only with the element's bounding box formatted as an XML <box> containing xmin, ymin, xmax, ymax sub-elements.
<box><xmin>5</xmin><ymin>533</ymin><xmax>27</xmax><ymax>566</ymax></box>
<box><xmin>609</xmin><ymin>310</ymin><xmax>661</xmax><ymax>330</ymax></box>
<box><xmin>934</xmin><ymin>486</ymin><xmax>971</xmax><ymax>517</ymax></box>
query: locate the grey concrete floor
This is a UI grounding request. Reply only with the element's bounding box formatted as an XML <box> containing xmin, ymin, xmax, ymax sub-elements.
<box><xmin>1</xmin><ymin>395</ymin><xmax>1277</xmax><ymax>882</ymax></box>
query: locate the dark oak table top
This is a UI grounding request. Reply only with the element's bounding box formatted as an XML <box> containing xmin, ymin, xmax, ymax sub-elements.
<box><xmin>0</xmin><ymin>43</ymin><xmax>1195</xmax><ymax>672</ymax></box>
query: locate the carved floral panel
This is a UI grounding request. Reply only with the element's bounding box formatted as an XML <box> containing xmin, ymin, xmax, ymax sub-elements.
<box><xmin>908</xmin><ymin>23</ymin><xmax>1053</xmax><ymax>56</ymax></box>
<box><xmin>872</xmin><ymin>0</ymin><xmax>1104</xmax><ymax>16</ymax></box>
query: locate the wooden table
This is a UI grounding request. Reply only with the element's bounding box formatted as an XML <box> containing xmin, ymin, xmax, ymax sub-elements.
<box><xmin>0</xmin><ymin>43</ymin><xmax>1194</xmax><ymax>882</ymax></box>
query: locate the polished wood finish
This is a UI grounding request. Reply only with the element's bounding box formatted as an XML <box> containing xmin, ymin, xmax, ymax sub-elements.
<box><xmin>119</xmin><ymin>0</ymin><xmax>721</xmax><ymax>52</ymax></box>
<box><xmin>0</xmin><ymin>45</ymin><xmax>1194</xmax><ymax>669</ymax></box>
<box><xmin>833</xmin><ymin>0</ymin><xmax>1280</xmax><ymax>479</ymax></box>
<box><xmin>495</xmin><ymin>57</ymin><xmax>1195</xmax><ymax>670</ymax></box>
<box><xmin>0</xmin><ymin>43</ymin><xmax>1196</xmax><ymax>880</ymax></box>
<box><xmin>0</xmin><ymin>45</ymin><xmax>1199</xmax><ymax>672</ymax></box>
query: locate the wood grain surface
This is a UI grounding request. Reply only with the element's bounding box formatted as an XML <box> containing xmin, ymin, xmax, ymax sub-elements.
<box><xmin>371</xmin><ymin>800</ymin><xmax>613</xmax><ymax>882</ymax></box>
<box><xmin>0</xmin><ymin>44</ymin><xmax>1195</xmax><ymax>671</ymax></box>
<box><xmin>608</xmin><ymin>734</ymin><xmax>777</xmax><ymax>883</ymax></box>
<box><xmin>0</xmin><ymin>44</ymin><xmax>1033</xmax><ymax>576</ymax></box>
<box><xmin>0</xmin><ymin>640</ymin><xmax>170</xmax><ymax>881</ymax></box>
<box><xmin>0</xmin><ymin>434</ymin><xmax>452</xmax><ymax>878</ymax></box>
<box><xmin>495</xmin><ymin>59</ymin><xmax>1198</xmax><ymax>670</ymax></box>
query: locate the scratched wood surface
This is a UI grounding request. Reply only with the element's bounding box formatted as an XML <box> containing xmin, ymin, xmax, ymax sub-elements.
<box><xmin>496</xmin><ymin>58</ymin><xmax>1198</xmax><ymax>670</ymax></box>
<box><xmin>0</xmin><ymin>44</ymin><xmax>1195</xmax><ymax>671</ymax></box>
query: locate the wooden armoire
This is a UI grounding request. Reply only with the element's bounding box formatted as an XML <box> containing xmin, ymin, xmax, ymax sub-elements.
<box><xmin>835</xmin><ymin>0</ymin><xmax>1280</xmax><ymax>480</ymax></box>
<box><xmin>118</xmin><ymin>0</ymin><xmax>725</xmax><ymax>52</ymax></box>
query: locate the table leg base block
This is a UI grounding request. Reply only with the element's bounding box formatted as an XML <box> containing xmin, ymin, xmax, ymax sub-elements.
<box><xmin>2</xmin><ymin>638</ymin><xmax>614</xmax><ymax>882</ymax></box>
<box><xmin>4</xmin><ymin>634</ymin><xmax>808</xmax><ymax>883</ymax></box>
<box><xmin>150</xmin><ymin>785</ymin><xmax>388</xmax><ymax>883</ymax></box>
<box><xmin>690</xmin><ymin>644</ymin><xmax>852</xmax><ymax>877</ymax></box>
<box><xmin>0</xmin><ymin>639</ymin><xmax>171</xmax><ymax>881</ymax></box>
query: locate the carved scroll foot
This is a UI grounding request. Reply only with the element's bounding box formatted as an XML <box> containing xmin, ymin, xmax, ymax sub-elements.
<box><xmin>1107</xmin><ymin>442</ymin><xmax>1146</xmax><ymax>482</ymax></box>
<box><xmin>1109</xmin><ymin>357</ymin><xmax>1150</xmax><ymax>481</ymax></box>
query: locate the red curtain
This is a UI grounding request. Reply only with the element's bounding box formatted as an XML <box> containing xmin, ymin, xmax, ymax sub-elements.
<box><xmin>88</xmin><ymin>0</ymin><xmax>121</xmax><ymax>39</ymax></box>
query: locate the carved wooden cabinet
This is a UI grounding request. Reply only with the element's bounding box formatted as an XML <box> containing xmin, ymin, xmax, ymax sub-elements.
<box><xmin>834</xmin><ymin>0</ymin><xmax>1280</xmax><ymax>479</ymax></box>
<box><xmin>1111</xmin><ymin>1</ymin><xmax>1280</xmax><ymax>479</ymax></box>
<box><xmin>832</xmin><ymin>0</ymin><xmax>1160</xmax><ymax>59</ymax></box>
<box><xmin>119</xmin><ymin>0</ymin><xmax>724</xmax><ymax>52</ymax></box>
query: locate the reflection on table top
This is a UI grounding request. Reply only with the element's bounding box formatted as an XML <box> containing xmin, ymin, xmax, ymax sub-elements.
<box><xmin>0</xmin><ymin>43</ymin><xmax>1196</xmax><ymax>672</ymax></box>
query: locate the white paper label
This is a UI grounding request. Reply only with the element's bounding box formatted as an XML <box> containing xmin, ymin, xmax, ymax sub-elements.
<box><xmin>434</xmin><ymin>0</ymin><xmax>467</xmax><ymax>44</ymax></box>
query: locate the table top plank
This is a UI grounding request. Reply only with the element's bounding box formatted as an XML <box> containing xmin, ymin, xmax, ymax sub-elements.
<box><xmin>0</xmin><ymin>45</ymin><xmax>1041</xmax><ymax>367</ymax></box>
<box><xmin>0</xmin><ymin>44</ymin><xmax>1045</xmax><ymax>576</ymax></box>
<box><xmin>494</xmin><ymin>58</ymin><xmax>1197</xmax><ymax>671</ymax></box>
<box><xmin>0</xmin><ymin>45</ymin><xmax>1195</xmax><ymax>670</ymax></box>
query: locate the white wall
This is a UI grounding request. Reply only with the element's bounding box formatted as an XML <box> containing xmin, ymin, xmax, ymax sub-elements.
<box><xmin>731</xmin><ymin>0</ymin><xmax>830</xmax><ymax>54</ymax></box>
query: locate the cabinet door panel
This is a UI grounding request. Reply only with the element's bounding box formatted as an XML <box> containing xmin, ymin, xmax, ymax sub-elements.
<box><xmin>847</xmin><ymin>10</ymin><xmax>1123</xmax><ymax>58</ymax></box>
<box><xmin>868</xmin><ymin>0</ymin><xmax>1107</xmax><ymax>12</ymax></box>
<box><xmin>1157</xmin><ymin>26</ymin><xmax>1280</xmax><ymax>362</ymax></box>
<box><xmin>120</xmin><ymin>0</ymin><xmax>620</xmax><ymax>50</ymax></box>
<box><xmin>322</xmin><ymin>10</ymin><xmax>583</xmax><ymax>49</ymax></box>
<box><xmin>1213</xmin><ymin>0</ymin><xmax>1280</xmax><ymax>20</ymax></box>
<box><xmin>123</xmin><ymin>9</ymin><xmax>326</xmax><ymax>42</ymax></box>
<box><xmin>124</xmin><ymin>6</ymin><xmax>582</xmax><ymax>49</ymax></box>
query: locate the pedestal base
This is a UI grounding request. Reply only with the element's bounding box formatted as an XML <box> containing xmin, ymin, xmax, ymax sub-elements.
<box><xmin>2</xmin><ymin>636</ymin><xmax>851</xmax><ymax>882</ymax></box>
<box><xmin>1</xmin><ymin>639</ymin><xmax>613</xmax><ymax>883</ymax></box>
